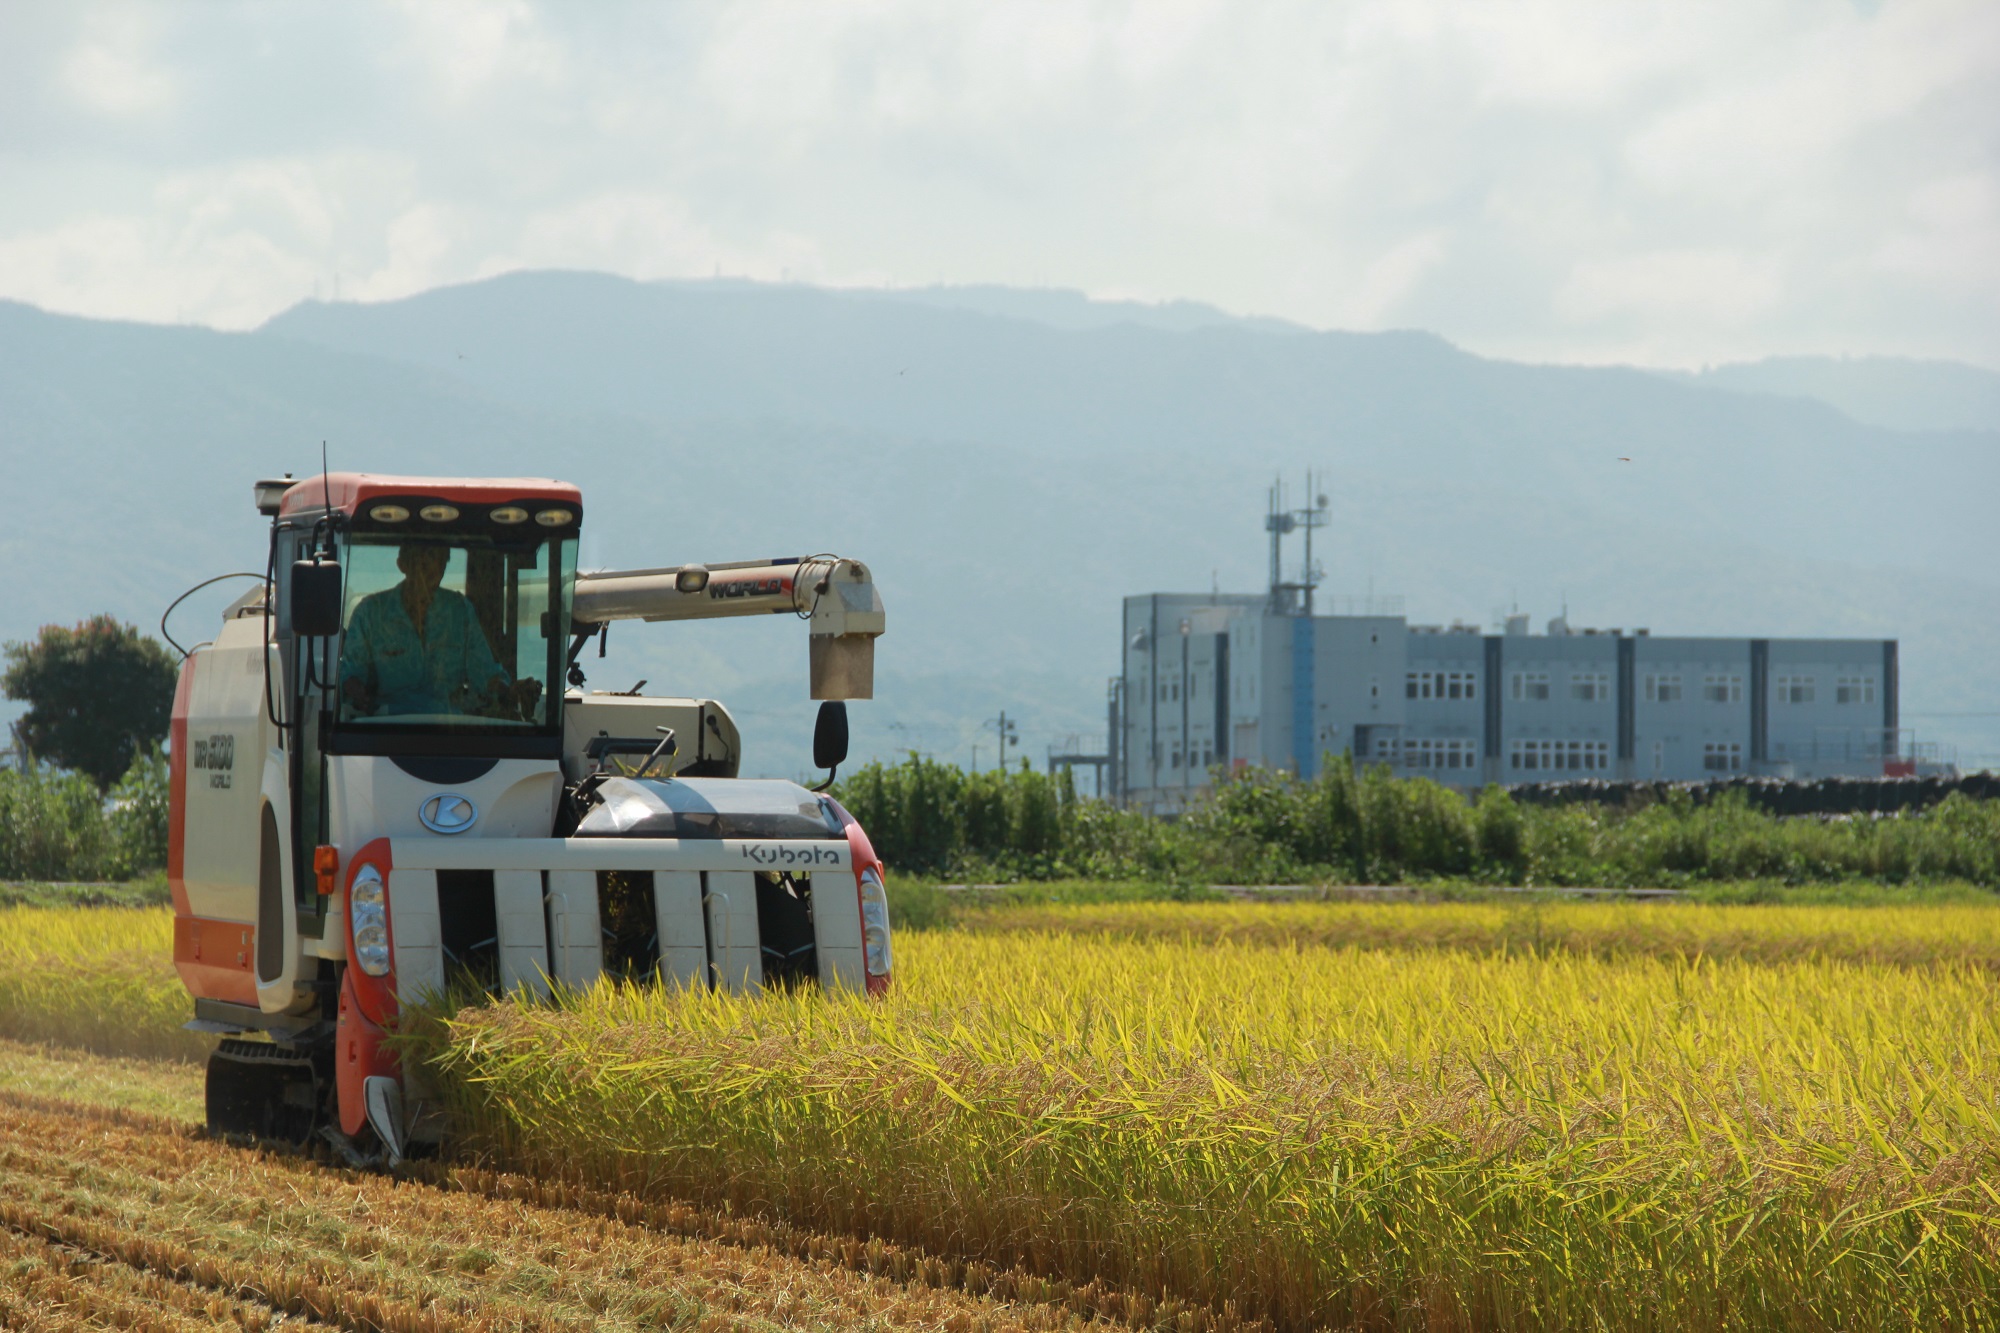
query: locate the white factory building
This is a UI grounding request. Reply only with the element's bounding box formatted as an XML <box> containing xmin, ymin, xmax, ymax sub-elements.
<box><xmin>1113</xmin><ymin>594</ymin><xmax>1910</xmax><ymax>813</ymax></box>
<box><xmin>1108</xmin><ymin>484</ymin><xmax>1928</xmax><ymax>812</ymax></box>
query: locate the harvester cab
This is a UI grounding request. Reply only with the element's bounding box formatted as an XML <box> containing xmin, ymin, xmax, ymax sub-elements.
<box><xmin>172</xmin><ymin>473</ymin><xmax>890</xmax><ymax>1161</ymax></box>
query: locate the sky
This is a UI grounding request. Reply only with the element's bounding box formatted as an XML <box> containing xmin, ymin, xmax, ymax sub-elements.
<box><xmin>1</xmin><ymin>0</ymin><xmax>1995</xmax><ymax>369</ymax></box>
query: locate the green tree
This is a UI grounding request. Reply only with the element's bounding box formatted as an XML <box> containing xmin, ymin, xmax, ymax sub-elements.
<box><xmin>3</xmin><ymin>616</ymin><xmax>177</xmax><ymax>790</ymax></box>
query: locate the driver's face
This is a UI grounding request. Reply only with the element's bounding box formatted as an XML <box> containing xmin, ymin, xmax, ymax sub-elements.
<box><xmin>397</xmin><ymin>545</ymin><xmax>449</xmax><ymax>591</ymax></box>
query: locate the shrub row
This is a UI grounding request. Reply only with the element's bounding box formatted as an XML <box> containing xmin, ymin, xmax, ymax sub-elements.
<box><xmin>0</xmin><ymin>751</ymin><xmax>170</xmax><ymax>882</ymax></box>
<box><xmin>834</xmin><ymin>753</ymin><xmax>2000</xmax><ymax>888</ymax></box>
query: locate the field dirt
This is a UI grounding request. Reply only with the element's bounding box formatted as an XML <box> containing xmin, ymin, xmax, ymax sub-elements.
<box><xmin>0</xmin><ymin>1044</ymin><xmax>1110</xmax><ymax>1333</ymax></box>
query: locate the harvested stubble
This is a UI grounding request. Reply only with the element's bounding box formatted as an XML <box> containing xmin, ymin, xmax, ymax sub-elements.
<box><xmin>955</xmin><ymin>896</ymin><xmax>2000</xmax><ymax>969</ymax></box>
<box><xmin>0</xmin><ymin>1088</ymin><xmax>1101</xmax><ymax>1333</ymax></box>
<box><xmin>0</xmin><ymin>1216</ymin><xmax>296</xmax><ymax>1332</ymax></box>
<box><xmin>0</xmin><ymin>906</ymin><xmax>211</xmax><ymax>1062</ymax></box>
<box><xmin>425</xmin><ymin>919</ymin><xmax>2000</xmax><ymax>1332</ymax></box>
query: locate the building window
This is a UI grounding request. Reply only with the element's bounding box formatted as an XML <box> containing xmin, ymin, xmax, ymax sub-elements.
<box><xmin>1703</xmin><ymin>674</ymin><xmax>1743</xmax><ymax>704</ymax></box>
<box><xmin>1406</xmin><ymin>670</ymin><xmax>1478</xmax><ymax>701</ymax></box>
<box><xmin>1703</xmin><ymin>742</ymin><xmax>1742</xmax><ymax>772</ymax></box>
<box><xmin>1511</xmin><ymin>672</ymin><xmax>1551</xmax><ymax>701</ymax></box>
<box><xmin>1644</xmin><ymin>674</ymin><xmax>1683</xmax><ymax>703</ymax></box>
<box><xmin>1570</xmin><ymin>672</ymin><xmax>1610</xmax><ymax>703</ymax></box>
<box><xmin>1774</xmin><ymin>675</ymin><xmax>1815</xmax><ymax>705</ymax></box>
<box><xmin>1170</xmin><ymin>748</ymin><xmax>1182</xmax><ymax>769</ymax></box>
<box><xmin>1835</xmin><ymin>675</ymin><xmax>1876</xmax><ymax>705</ymax></box>
<box><xmin>1401</xmin><ymin>737</ymin><xmax>1479</xmax><ymax>771</ymax></box>
<box><xmin>1508</xmin><ymin>739</ymin><xmax>1609</xmax><ymax>772</ymax></box>
<box><xmin>1652</xmin><ymin>740</ymin><xmax>1664</xmax><ymax>774</ymax></box>
<box><xmin>1373</xmin><ymin>736</ymin><xmax>1398</xmax><ymax>762</ymax></box>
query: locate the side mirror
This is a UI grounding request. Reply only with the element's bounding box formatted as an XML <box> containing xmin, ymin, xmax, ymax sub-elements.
<box><xmin>291</xmin><ymin>559</ymin><xmax>343</xmax><ymax>637</ymax></box>
<box><xmin>812</xmin><ymin>700</ymin><xmax>849</xmax><ymax>773</ymax></box>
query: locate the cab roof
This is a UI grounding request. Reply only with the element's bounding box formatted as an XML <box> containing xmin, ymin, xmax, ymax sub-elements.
<box><xmin>279</xmin><ymin>473</ymin><xmax>582</xmax><ymax>519</ymax></box>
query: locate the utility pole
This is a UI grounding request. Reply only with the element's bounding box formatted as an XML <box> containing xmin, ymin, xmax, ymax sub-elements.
<box><xmin>980</xmin><ymin>704</ymin><xmax>1016</xmax><ymax>768</ymax></box>
<box><xmin>987</xmin><ymin>709</ymin><xmax>1019</xmax><ymax>772</ymax></box>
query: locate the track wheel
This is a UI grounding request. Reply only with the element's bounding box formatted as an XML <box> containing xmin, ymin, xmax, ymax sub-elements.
<box><xmin>206</xmin><ymin>1038</ymin><xmax>322</xmax><ymax>1147</ymax></box>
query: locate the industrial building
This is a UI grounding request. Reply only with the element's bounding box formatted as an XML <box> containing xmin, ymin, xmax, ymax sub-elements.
<box><xmin>1111</xmin><ymin>485</ymin><xmax>1916</xmax><ymax>813</ymax></box>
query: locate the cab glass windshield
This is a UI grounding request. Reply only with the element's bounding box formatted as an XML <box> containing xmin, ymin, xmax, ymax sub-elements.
<box><xmin>336</xmin><ymin>536</ymin><xmax>572</xmax><ymax>732</ymax></box>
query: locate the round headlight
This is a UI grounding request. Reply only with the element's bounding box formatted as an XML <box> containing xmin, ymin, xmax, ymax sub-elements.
<box><xmin>533</xmin><ymin>508</ymin><xmax>575</xmax><ymax>527</ymax></box>
<box><xmin>350</xmin><ymin>864</ymin><xmax>385</xmax><ymax>907</ymax></box>
<box><xmin>369</xmin><ymin>505</ymin><xmax>410</xmax><ymax>523</ymax></box>
<box><xmin>419</xmin><ymin>504</ymin><xmax>460</xmax><ymax>522</ymax></box>
<box><xmin>491</xmin><ymin>505</ymin><xmax>529</xmax><ymax>525</ymax></box>
<box><xmin>354</xmin><ymin>922</ymin><xmax>391</xmax><ymax>976</ymax></box>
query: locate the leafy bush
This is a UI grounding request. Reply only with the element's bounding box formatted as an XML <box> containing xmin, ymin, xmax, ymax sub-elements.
<box><xmin>838</xmin><ymin>752</ymin><xmax>2000</xmax><ymax>890</ymax></box>
<box><xmin>0</xmin><ymin>748</ymin><xmax>171</xmax><ymax>882</ymax></box>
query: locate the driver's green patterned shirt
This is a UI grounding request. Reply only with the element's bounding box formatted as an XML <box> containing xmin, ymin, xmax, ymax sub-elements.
<box><xmin>339</xmin><ymin>586</ymin><xmax>508</xmax><ymax>717</ymax></box>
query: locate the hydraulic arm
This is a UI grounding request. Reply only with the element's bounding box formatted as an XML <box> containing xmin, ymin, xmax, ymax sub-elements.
<box><xmin>572</xmin><ymin>556</ymin><xmax>885</xmax><ymax>699</ymax></box>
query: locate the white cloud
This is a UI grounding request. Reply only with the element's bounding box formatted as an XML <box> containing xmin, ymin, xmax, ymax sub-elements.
<box><xmin>0</xmin><ymin>0</ymin><xmax>1993</xmax><ymax>366</ymax></box>
<box><xmin>1557</xmin><ymin>249</ymin><xmax>1785</xmax><ymax>325</ymax></box>
<box><xmin>60</xmin><ymin>11</ymin><xmax>178</xmax><ymax>117</ymax></box>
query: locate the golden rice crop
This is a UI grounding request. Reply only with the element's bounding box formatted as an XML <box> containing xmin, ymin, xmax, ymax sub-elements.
<box><xmin>959</xmin><ymin>896</ymin><xmax>2000</xmax><ymax>969</ymax></box>
<box><xmin>427</xmin><ymin>917</ymin><xmax>2000</xmax><ymax>1332</ymax></box>
<box><xmin>0</xmin><ymin>906</ymin><xmax>210</xmax><ymax>1061</ymax></box>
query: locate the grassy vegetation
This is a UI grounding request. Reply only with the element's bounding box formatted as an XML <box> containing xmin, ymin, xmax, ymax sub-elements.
<box><xmin>0</xmin><ymin>872</ymin><xmax>171</xmax><ymax>909</ymax></box>
<box><xmin>838</xmin><ymin>753</ymin><xmax>2000</xmax><ymax>888</ymax></box>
<box><xmin>0</xmin><ymin>751</ymin><xmax>169</xmax><ymax>882</ymax></box>
<box><xmin>0</xmin><ymin>906</ymin><xmax>211</xmax><ymax>1062</ymax></box>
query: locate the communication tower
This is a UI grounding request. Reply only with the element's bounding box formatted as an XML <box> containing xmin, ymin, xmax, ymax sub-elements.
<box><xmin>1265</xmin><ymin>473</ymin><xmax>1331</xmax><ymax>617</ymax></box>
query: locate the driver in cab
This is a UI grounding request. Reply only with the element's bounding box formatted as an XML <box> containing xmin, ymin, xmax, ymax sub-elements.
<box><xmin>339</xmin><ymin>544</ymin><xmax>538</xmax><ymax>719</ymax></box>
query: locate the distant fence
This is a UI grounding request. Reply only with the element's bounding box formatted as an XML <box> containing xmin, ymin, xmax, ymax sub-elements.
<box><xmin>1506</xmin><ymin>773</ymin><xmax>2000</xmax><ymax>817</ymax></box>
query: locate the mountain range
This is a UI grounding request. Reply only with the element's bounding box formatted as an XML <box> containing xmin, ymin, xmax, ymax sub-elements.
<box><xmin>3</xmin><ymin>271</ymin><xmax>1995</xmax><ymax>776</ymax></box>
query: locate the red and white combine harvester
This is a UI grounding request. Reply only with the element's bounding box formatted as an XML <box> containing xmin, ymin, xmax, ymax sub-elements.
<box><xmin>169</xmin><ymin>473</ymin><xmax>891</xmax><ymax>1161</ymax></box>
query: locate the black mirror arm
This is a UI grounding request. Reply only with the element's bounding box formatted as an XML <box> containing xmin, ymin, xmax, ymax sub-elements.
<box><xmin>812</xmin><ymin>764</ymin><xmax>837</xmax><ymax>794</ymax></box>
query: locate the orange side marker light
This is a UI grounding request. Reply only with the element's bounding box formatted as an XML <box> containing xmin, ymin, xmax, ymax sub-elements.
<box><xmin>315</xmin><ymin>845</ymin><xmax>340</xmax><ymax>896</ymax></box>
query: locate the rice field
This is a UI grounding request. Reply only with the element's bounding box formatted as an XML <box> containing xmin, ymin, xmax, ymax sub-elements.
<box><xmin>953</xmin><ymin>895</ymin><xmax>2000</xmax><ymax>969</ymax></box>
<box><xmin>423</xmin><ymin>904</ymin><xmax>2000</xmax><ymax>1332</ymax></box>
<box><xmin>4</xmin><ymin>897</ymin><xmax>1998</xmax><ymax>1329</ymax></box>
<box><xmin>0</xmin><ymin>905</ymin><xmax>212</xmax><ymax>1061</ymax></box>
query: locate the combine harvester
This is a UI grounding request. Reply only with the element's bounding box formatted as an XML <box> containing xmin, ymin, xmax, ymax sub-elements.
<box><xmin>168</xmin><ymin>473</ymin><xmax>891</xmax><ymax>1162</ymax></box>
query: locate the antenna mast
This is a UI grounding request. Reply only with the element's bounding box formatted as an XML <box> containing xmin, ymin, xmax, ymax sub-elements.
<box><xmin>1264</xmin><ymin>472</ymin><xmax>1330</xmax><ymax>617</ymax></box>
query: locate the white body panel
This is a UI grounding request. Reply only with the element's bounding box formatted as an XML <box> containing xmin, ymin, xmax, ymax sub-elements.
<box><xmin>812</xmin><ymin>875</ymin><xmax>867</xmax><ymax>993</ymax></box>
<box><xmin>328</xmin><ymin>756</ymin><xmax>561</xmax><ymax>847</ymax></box>
<box><xmin>703</xmin><ymin>871</ymin><xmax>762</xmax><ymax>992</ymax></box>
<box><xmin>177</xmin><ymin>623</ymin><xmax>284</xmax><ymax>926</ymax></box>
<box><xmin>544</xmin><ymin>868</ymin><xmax>601</xmax><ymax>990</ymax></box>
<box><xmin>494</xmin><ymin>869</ymin><xmax>551</xmax><ymax>998</ymax></box>
<box><xmin>656</xmin><ymin>871</ymin><xmax>709</xmax><ymax>989</ymax></box>
<box><xmin>562</xmin><ymin>693</ymin><xmax>742</xmax><ymax>782</ymax></box>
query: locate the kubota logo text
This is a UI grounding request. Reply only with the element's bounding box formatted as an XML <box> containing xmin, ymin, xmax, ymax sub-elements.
<box><xmin>738</xmin><ymin>844</ymin><xmax>842</xmax><ymax>866</ymax></box>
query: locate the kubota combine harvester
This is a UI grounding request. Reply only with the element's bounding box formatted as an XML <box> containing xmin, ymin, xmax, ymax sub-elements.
<box><xmin>169</xmin><ymin>473</ymin><xmax>890</xmax><ymax>1162</ymax></box>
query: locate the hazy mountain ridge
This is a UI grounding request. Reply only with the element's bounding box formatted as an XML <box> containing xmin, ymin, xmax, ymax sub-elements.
<box><xmin>1663</xmin><ymin>355</ymin><xmax>2000</xmax><ymax>435</ymax></box>
<box><xmin>6</xmin><ymin>277</ymin><xmax>1997</xmax><ymax>773</ymax></box>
